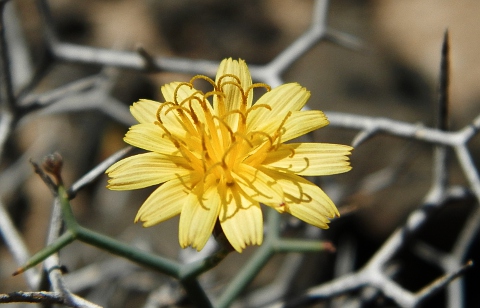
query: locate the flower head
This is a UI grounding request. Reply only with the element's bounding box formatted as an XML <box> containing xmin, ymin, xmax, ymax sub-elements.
<box><xmin>106</xmin><ymin>58</ymin><xmax>352</xmax><ymax>252</ymax></box>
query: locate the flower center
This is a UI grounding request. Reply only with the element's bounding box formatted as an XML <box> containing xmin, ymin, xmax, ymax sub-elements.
<box><xmin>155</xmin><ymin>74</ymin><xmax>292</xmax><ymax>186</ymax></box>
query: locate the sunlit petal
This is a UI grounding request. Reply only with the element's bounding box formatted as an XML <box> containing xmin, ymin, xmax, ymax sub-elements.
<box><xmin>130</xmin><ymin>99</ymin><xmax>161</xmax><ymax>124</ymax></box>
<box><xmin>219</xmin><ymin>185</ymin><xmax>263</xmax><ymax>252</ymax></box>
<box><xmin>247</xmin><ymin>83</ymin><xmax>310</xmax><ymax>131</ymax></box>
<box><xmin>106</xmin><ymin>152</ymin><xmax>190</xmax><ymax>190</ymax></box>
<box><xmin>124</xmin><ymin>123</ymin><xmax>178</xmax><ymax>155</ymax></box>
<box><xmin>253</xmin><ymin>110</ymin><xmax>329</xmax><ymax>143</ymax></box>
<box><xmin>161</xmin><ymin>81</ymin><xmax>197</xmax><ymax>103</ymax></box>
<box><xmin>135</xmin><ymin>174</ymin><xmax>198</xmax><ymax>226</ymax></box>
<box><xmin>262</xmin><ymin>168</ymin><xmax>339</xmax><ymax>226</ymax></box>
<box><xmin>264</xmin><ymin>143</ymin><xmax>353</xmax><ymax>175</ymax></box>
<box><xmin>214</xmin><ymin>58</ymin><xmax>252</xmax><ymax>128</ymax></box>
<box><xmin>179</xmin><ymin>177</ymin><xmax>221</xmax><ymax>251</ymax></box>
<box><xmin>232</xmin><ymin>163</ymin><xmax>284</xmax><ymax>205</ymax></box>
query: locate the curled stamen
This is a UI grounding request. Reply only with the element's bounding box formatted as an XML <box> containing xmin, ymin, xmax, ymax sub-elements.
<box><xmin>220</xmin><ymin>81</ymin><xmax>247</xmax><ymax>103</ymax></box>
<box><xmin>244</xmin><ymin>83</ymin><xmax>271</xmax><ymax>99</ymax></box>
<box><xmin>212</xmin><ymin>115</ymin><xmax>235</xmax><ymax>140</ymax></box>
<box><xmin>203</xmin><ymin>161</ymin><xmax>223</xmax><ymax>179</ymax></box>
<box><xmin>249</xmin><ymin>131</ymin><xmax>274</xmax><ymax>146</ymax></box>
<box><xmin>163</xmin><ymin>104</ymin><xmax>199</xmax><ymax>136</ymax></box>
<box><xmin>222</xmin><ymin>109</ymin><xmax>247</xmax><ymax>124</ymax></box>
<box><xmin>178</xmin><ymin>90</ymin><xmax>204</xmax><ymax>105</ymax></box>
<box><xmin>204</xmin><ymin>90</ymin><xmax>225</xmax><ymax>101</ymax></box>
<box><xmin>180</xmin><ymin>93</ymin><xmax>205</xmax><ymax>110</ymax></box>
<box><xmin>245</xmin><ymin>104</ymin><xmax>272</xmax><ymax>118</ymax></box>
<box><xmin>217</xmin><ymin>74</ymin><xmax>242</xmax><ymax>88</ymax></box>
<box><xmin>154</xmin><ymin>121</ymin><xmax>176</xmax><ymax>141</ymax></box>
<box><xmin>188</xmin><ymin>101</ymin><xmax>199</xmax><ymax>124</ymax></box>
<box><xmin>190</xmin><ymin>75</ymin><xmax>217</xmax><ymax>89</ymax></box>
<box><xmin>273</xmin><ymin>111</ymin><xmax>292</xmax><ymax>149</ymax></box>
<box><xmin>156</xmin><ymin>102</ymin><xmax>176</xmax><ymax>123</ymax></box>
<box><xmin>233</xmin><ymin>132</ymin><xmax>254</xmax><ymax>149</ymax></box>
<box><xmin>173</xmin><ymin>82</ymin><xmax>194</xmax><ymax>105</ymax></box>
<box><xmin>165</xmin><ymin>105</ymin><xmax>193</xmax><ymax>117</ymax></box>
<box><xmin>175</xmin><ymin>173</ymin><xmax>198</xmax><ymax>191</ymax></box>
<box><xmin>283</xmin><ymin>144</ymin><xmax>296</xmax><ymax>158</ymax></box>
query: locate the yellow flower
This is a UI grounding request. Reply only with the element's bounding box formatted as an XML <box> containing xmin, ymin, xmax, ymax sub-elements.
<box><xmin>106</xmin><ymin>58</ymin><xmax>352</xmax><ymax>252</ymax></box>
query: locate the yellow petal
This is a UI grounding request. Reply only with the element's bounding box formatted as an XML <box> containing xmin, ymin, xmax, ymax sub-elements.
<box><xmin>124</xmin><ymin>123</ymin><xmax>178</xmax><ymax>155</ymax></box>
<box><xmin>262</xmin><ymin>168</ymin><xmax>339</xmax><ymax>228</ymax></box>
<box><xmin>214</xmin><ymin>58</ymin><xmax>252</xmax><ymax>127</ymax></box>
<box><xmin>253</xmin><ymin>110</ymin><xmax>329</xmax><ymax>143</ymax></box>
<box><xmin>106</xmin><ymin>152</ymin><xmax>191</xmax><ymax>190</ymax></box>
<box><xmin>135</xmin><ymin>175</ymin><xmax>195</xmax><ymax>227</ymax></box>
<box><xmin>281</xmin><ymin>111</ymin><xmax>329</xmax><ymax>142</ymax></box>
<box><xmin>130</xmin><ymin>99</ymin><xmax>161</xmax><ymax>124</ymax></box>
<box><xmin>219</xmin><ymin>185</ymin><xmax>263</xmax><ymax>252</ymax></box>
<box><xmin>232</xmin><ymin>163</ymin><xmax>284</xmax><ymax>205</ymax></box>
<box><xmin>178</xmin><ymin>177</ymin><xmax>221</xmax><ymax>251</ymax></box>
<box><xmin>263</xmin><ymin>143</ymin><xmax>353</xmax><ymax>176</ymax></box>
<box><xmin>247</xmin><ymin>83</ymin><xmax>310</xmax><ymax>131</ymax></box>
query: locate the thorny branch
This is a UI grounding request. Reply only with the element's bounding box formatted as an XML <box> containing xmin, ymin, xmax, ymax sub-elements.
<box><xmin>0</xmin><ymin>0</ymin><xmax>478</xmax><ymax>307</ymax></box>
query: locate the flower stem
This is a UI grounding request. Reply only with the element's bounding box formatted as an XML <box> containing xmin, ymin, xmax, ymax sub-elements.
<box><xmin>76</xmin><ymin>226</ymin><xmax>181</xmax><ymax>277</ymax></box>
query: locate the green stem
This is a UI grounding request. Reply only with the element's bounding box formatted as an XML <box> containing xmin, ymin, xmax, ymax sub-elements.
<box><xmin>266</xmin><ymin>207</ymin><xmax>281</xmax><ymax>241</ymax></box>
<box><xmin>12</xmin><ymin>231</ymin><xmax>75</xmax><ymax>276</ymax></box>
<box><xmin>76</xmin><ymin>226</ymin><xmax>181</xmax><ymax>277</ymax></box>
<box><xmin>181</xmin><ymin>278</ymin><xmax>213</xmax><ymax>308</ymax></box>
<box><xmin>180</xmin><ymin>247</ymin><xmax>231</xmax><ymax>280</ymax></box>
<box><xmin>57</xmin><ymin>185</ymin><xmax>79</xmax><ymax>230</ymax></box>
<box><xmin>59</xmin><ymin>185</ymin><xmax>182</xmax><ymax>276</ymax></box>
<box><xmin>215</xmin><ymin>242</ymin><xmax>273</xmax><ymax>308</ymax></box>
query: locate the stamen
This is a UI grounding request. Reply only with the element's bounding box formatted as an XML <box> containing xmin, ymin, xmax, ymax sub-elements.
<box><xmin>212</xmin><ymin>115</ymin><xmax>235</xmax><ymax>141</ymax></box>
<box><xmin>165</xmin><ymin>105</ymin><xmax>193</xmax><ymax>117</ymax></box>
<box><xmin>217</xmin><ymin>74</ymin><xmax>242</xmax><ymax>87</ymax></box>
<box><xmin>244</xmin><ymin>83</ymin><xmax>271</xmax><ymax>99</ymax></box>
<box><xmin>222</xmin><ymin>109</ymin><xmax>247</xmax><ymax>124</ymax></box>
<box><xmin>203</xmin><ymin>161</ymin><xmax>223</xmax><ymax>179</ymax></box>
<box><xmin>219</xmin><ymin>81</ymin><xmax>247</xmax><ymax>104</ymax></box>
<box><xmin>179</xmin><ymin>93</ymin><xmax>206</xmax><ymax>119</ymax></box>
<box><xmin>245</xmin><ymin>104</ymin><xmax>272</xmax><ymax>117</ymax></box>
<box><xmin>233</xmin><ymin>132</ymin><xmax>254</xmax><ymax>148</ymax></box>
<box><xmin>164</xmin><ymin>104</ymin><xmax>198</xmax><ymax>137</ymax></box>
<box><xmin>173</xmin><ymin>82</ymin><xmax>194</xmax><ymax>105</ymax></box>
<box><xmin>156</xmin><ymin>102</ymin><xmax>175</xmax><ymax>123</ymax></box>
<box><xmin>249</xmin><ymin>131</ymin><xmax>273</xmax><ymax>147</ymax></box>
<box><xmin>204</xmin><ymin>90</ymin><xmax>225</xmax><ymax>101</ymax></box>
<box><xmin>282</xmin><ymin>144</ymin><xmax>296</xmax><ymax>158</ymax></box>
<box><xmin>190</xmin><ymin>75</ymin><xmax>216</xmax><ymax>89</ymax></box>
<box><xmin>273</xmin><ymin>111</ymin><xmax>292</xmax><ymax>149</ymax></box>
<box><xmin>154</xmin><ymin>120</ymin><xmax>202</xmax><ymax>171</ymax></box>
<box><xmin>175</xmin><ymin>173</ymin><xmax>197</xmax><ymax>191</ymax></box>
<box><xmin>242</xmin><ymin>131</ymin><xmax>273</xmax><ymax>166</ymax></box>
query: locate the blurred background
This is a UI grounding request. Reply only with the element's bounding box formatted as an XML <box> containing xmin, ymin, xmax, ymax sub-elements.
<box><xmin>1</xmin><ymin>0</ymin><xmax>480</xmax><ymax>307</ymax></box>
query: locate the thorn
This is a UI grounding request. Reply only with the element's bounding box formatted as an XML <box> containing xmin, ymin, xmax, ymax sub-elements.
<box><xmin>12</xmin><ymin>267</ymin><xmax>24</xmax><ymax>276</ymax></box>
<box><xmin>322</xmin><ymin>241</ymin><xmax>336</xmax><ymax>253</ymax></box>
<box><xmin>437</xmin><ymin>29</ymin><xmax>450</xmax><ymax>131</ymax></box>
<box><xmin>136</xmin><ymin>45</ymin><xmax>157</xmax><ymax>72</ymax></box>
